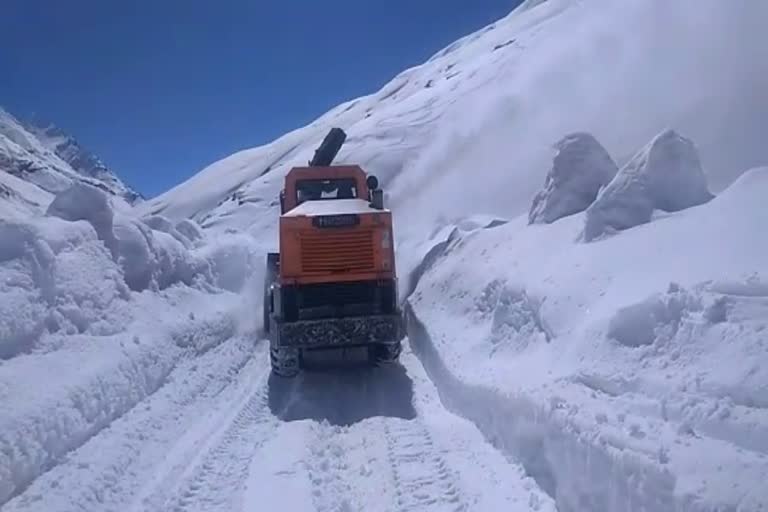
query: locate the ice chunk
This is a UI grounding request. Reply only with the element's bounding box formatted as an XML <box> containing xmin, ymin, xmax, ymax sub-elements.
<box><xmin>529</xmin><ymin>132</ymin><xmax>617</xmax><ymax>224</ymax></box>
<box><xmin>584</xmin><ymin>129</ymin><xmax>714</xmax><ymax>241</ymax></box>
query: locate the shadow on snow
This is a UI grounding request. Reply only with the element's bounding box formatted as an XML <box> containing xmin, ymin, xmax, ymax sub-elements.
<box><xmin>267</xmin><ymin>359</ymin><xmax>416</xmax><ymax>426</ymax></box>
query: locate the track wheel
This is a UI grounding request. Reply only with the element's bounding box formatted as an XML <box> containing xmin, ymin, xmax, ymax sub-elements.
<box><xmin>270</xmin><ymin>345</ymin><xmax>300</xmax><ymax>377</ymax></box>
<box><xmin>371</xmin><ymin>341</ymin><xmax>402</xmax><ymax>365</ymax></box>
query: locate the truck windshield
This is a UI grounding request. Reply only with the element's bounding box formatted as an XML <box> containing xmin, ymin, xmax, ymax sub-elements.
<box><xmin>296</xmin><ymin>178</ymin><xmax>357</xmax><ymax>204</ymax></box>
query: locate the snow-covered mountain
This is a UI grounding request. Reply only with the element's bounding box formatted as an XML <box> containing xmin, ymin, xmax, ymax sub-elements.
<box><xmin>0</xmin><ymin>107</ymin><xmax>142</xmax><ymax>215</ymax></box>
<box><xmin>2</xmin><ymin>1</ymin><xmax>767</xmax><ymax>511</ymax></box>
<box><xmin>140</xmin><ymin>0</ymin><xmax>768</xmax><ymax>242</ymax></box>
<box><xmin>22</xmin><ymin>117</ymin><xmax>143</xmax><ymax>204</ymax></box>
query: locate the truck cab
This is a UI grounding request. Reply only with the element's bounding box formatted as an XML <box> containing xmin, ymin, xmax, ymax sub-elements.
<box><xmin>263</xmin><ymin>128</ymin><xmax>402</xmax><ymax>377</ymax></box>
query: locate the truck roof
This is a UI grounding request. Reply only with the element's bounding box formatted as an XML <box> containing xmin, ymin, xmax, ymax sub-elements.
<box><xmin>282</xmin><ymin>198</ymin><xmax>389</xmax><ymax>217</ymax></box>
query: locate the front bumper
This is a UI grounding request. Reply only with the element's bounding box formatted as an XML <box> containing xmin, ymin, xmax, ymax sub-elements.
<box><xmin>273</xmin><ymin>313</ymin><xmax>403</xmax><ymax>348</ymax></box>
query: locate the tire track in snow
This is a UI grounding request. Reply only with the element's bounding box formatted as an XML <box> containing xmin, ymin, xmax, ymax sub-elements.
<box><xmin>383</xmin><ymin>419</ymin><xmax>467</xmax><ymax>512</ymax></box>
<box><xmin>298</xmin><ymin>417</ymin><xmax>467</xmax><ymax>512</ymax></box>
<box><xmin>166</xmin><ymin>390</ymin><xmax>274</xmax><ymax>512</ymax></box>
<box><xmin>304</xmin><ymin>423</ymin><xmax>359</xmax><ymax>512</ymax></box>
<box><xmin>139</xmin><ymin>364</ymin><xmax>275</xmax><ymax>512</ymax></box>
<box><xmin>3</xmin><ymin>335</ymin><xmax>262</xmax><ymax>512</ymax></box>
<box><xmin>260</xmin><ymin>353</ymin><xmax>546</xmax><ymax>512</ymax></box>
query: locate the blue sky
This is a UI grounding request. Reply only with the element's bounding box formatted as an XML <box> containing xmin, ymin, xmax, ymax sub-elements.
<box><xmin>2</xmin><ymin>0</ymin><xmax>521</xmax><ymax>198</ymax></box>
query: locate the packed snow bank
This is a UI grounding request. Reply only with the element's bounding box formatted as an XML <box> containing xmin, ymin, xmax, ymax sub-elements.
<box><xmin>406</xmin><ymin>166</ymin><xmax>768</xmax><ymax>511</ymax></box>
<box><xmin>396</xmin><ymin>214</ymin><xmax>508</xmax><ymax>301</ymax></box>
<box><xmin>0</xmin><ymin>216</ymin><xmax>129</xmax><ymax>359</ymax></box>
<box><xmin>529</xmin><ymin>132</ymin><xmax>617</xmax><ymax>224</ymax></box>
<box><xmin>0</xmin><ymin>180</ymin><xmax>267</xmax><ymax>359</ymax></box>
<box><xmin>0</xmin><ymin>167</ymin><xmax>276</xmax><ymax>505</ymax></box>
<box><xmin>584</xmin><ymin>129</ymin><xmax>714</xmax><ymax>241</ymax></box>
<box><xmin>0</xmin><ymin>288</ymin><xmax>242</xmax><ymax>505</ymax></box>
<box><xmin>0</xmin><ymin>169</ymin><xmax>53</xmax><ymax>219</ymax></box>
<box><xmin>46</xmin><ymin>182</ymin><xmax>119</xmax><ymax>257</ymax></box>
<box><xmin>174</xmin><ymin>218</ymin><xmax>205</xmax><ymax>245</ymax></box>
<box><xmin>0</xmin><ymin>200</ymin><xmax>265</xmax><ymax>505</ymax></box>
<box><xmin>141</xmin><ymin>214</ymin><xmax>196</xmax><ymax>249</ymax></box>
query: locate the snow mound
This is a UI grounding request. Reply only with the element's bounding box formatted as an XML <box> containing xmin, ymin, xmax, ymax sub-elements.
<box><xmin>112</xmin><ymin>215</ymin><xmax>211</xmax><ymax>293</ymax></box>
<box><xmin>407</xmin><ymin>161</ymin><xmax>768</xmax><ymax>511</ymax></box>
<box><xmin>40</xmin><ymin>185</ymin><xmax>213</xmax><ymax>294</ymax></box>
<box><xmin>112</xmin><ymin>217</ymin><xmax>155</xmax><ymax>292</ymax></box>
<box><xmin>175</xmin><ymin>218</ymin><xmax>205</xmax><ymax>244</ymax></box>
<box><xmin>478</xmin><ymin>281</ymin><xmax>552</xmax><ymax>352</ymax></box>
<box><xmin>584</xmin><ymin>129</ymin><xmax>714</xmax><ymax>241</ymax></box>
<box><xmin>607</xmin><ymin>282</ymin><xmax>703</xmax><ymax>348</ymax></box>
<box><xmin>195</xmin><ymin>231</ymin><xmax>264</xmax><ymax>293</ymax></box>
<box><xmin>152</xmin><ymin>230</ymin><xmax>209</xmax><ymax>291</ymax></box>
<box><xmin>0</xmin><ymin>217</ymin><xmax>129</xmax><ymax>359</ymax></box>
<box><xmin>46</xmin><ymin>182</ymin><xmax>118</xmax><ymax>257</ymax></box>
<box><xmin>529</xmin><ymin>132</ymin><xmax>617</xmax><ymax>224</ymax></box>
<box><xmin>142</xmin><ymin>214</ymin><xmax>194</xmax><ymax>248</ymax></box>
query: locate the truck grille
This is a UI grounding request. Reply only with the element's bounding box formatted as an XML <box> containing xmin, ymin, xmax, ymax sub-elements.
<box><xmin>300</xmin><ymin>230</ymin><xmax>375</xmax><ymax>274</ymax></box>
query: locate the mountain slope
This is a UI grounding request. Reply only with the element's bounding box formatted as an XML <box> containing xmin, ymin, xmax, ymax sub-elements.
<box><xmin>0</xmin><ymin>107</ymin><xmax>141</xmax><ymax>215</ymax></box>
<box><xmin>141</xmin><ymin>0</ymin><xmax>768</xmax><ymax>243</ymax></box>
<box><xmin>23</xmin><ymin>118</ymin><xmax>142</xmax><ymax>203</ymax></box>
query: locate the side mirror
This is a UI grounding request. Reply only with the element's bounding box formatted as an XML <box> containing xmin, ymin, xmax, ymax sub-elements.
<box><xmin>366</xmin><ymin>175</ymin><xmax>379</xmax><ymax>191</ymax></box>
<box><xmin>370</xmin><ymin>189</ymin><xmax>384</xmax><ymax>210</ymax></box>
<box><xmin>279</xmin><ymin>190</ymin><xmax>285</xmax><ymax>213</ymax></box>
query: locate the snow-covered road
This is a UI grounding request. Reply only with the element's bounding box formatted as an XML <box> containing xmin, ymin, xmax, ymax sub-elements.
<box><xmin>2</xmin><ymin>332</ymin><xmax>554</xmax><ymax>512</ymax></box>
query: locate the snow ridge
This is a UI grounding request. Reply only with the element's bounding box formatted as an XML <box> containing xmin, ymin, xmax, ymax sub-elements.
<box><xmin>23</xmin><ymin>117</ymin><xmax>142</xmax><ymax>203</ymax></box>
<box><xmin>0</xmin><ymin>107</ymin><xmax>141</xmax><ymax>209</ymax></box>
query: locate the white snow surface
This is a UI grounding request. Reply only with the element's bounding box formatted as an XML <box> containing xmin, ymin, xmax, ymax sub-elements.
<box><xmin>0</xmin><ymin>107</ymin><xmax>137</xmax><ymax>214</ymax></box>
<box><xmin>2</xmin><ymin>0</ymin><xmax>768</xmax><ymax>511</ymax></box>
<box><xmin>140</xmin><ymin>0</ymin><xmax>768</xmax><ymax>240</ymax></box>
<box><xmin>283</xmin><ymin>198</ymin><xmax>387</xmax><ymax>217</ymax></box>
<box><xmin>584</xmin><ymin>129</ymin><xmax>714</xmax><ymax>241</ymax></box>
<box><xmin>407</xmin><ymin>166</ymin><xmax>768</xmax><ymax>511</ymax></box>
<box><xmin>22</xmin><ymin>118</ymin><xmax>142</xmax><ymax>204</ymax></box>
<box><xmin>529</xmin><ymin>131</ymin><xmax>618</xmax><ymax>224</ymax></box>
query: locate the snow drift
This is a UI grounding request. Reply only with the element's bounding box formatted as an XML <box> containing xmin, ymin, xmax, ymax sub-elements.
<box><xmin>407</xmin><ymin>166</ymin><xmax>768</xmax><ymax>511</ymax></box>
<box><xmin>0</xmin><ymin>184</ymin><xmax>260</xmax><ymax>503</ymax></box>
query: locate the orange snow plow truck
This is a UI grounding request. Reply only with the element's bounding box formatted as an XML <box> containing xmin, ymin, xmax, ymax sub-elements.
<box><xmin>263</xmin><ymin>128</ymin><xmax>403</xmax><ymax>377</ymax></box>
